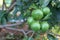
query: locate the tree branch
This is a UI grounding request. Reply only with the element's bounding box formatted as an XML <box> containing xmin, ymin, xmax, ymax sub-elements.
<box><xmin>0</xmin><ymin>22</ymin><xmax>22</xmax><ymax>28</ymax></box>
<box><xmin>6</xmin><ymin>2</ymin><xmax>16</xmax><ymax>13</ymax></box>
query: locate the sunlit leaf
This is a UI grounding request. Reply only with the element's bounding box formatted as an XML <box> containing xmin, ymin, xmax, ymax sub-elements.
<box><xmin>47</xmin><ymin>34</ymin><xmax>58</xmax><ymax>40</ymax></box>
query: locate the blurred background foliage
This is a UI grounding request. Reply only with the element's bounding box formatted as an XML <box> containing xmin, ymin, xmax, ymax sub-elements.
<box><xmin>0</xmin><ymin>0</ymin><xmax>60</xmax><ymax>40</ymax></box>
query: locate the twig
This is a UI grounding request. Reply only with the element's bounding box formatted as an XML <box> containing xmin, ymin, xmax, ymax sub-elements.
<box><xmin>26</xmin><ymin>30</ymin><xmax>33</xmax><ymax>34</ymax></box>
<box><xmin>4</xmin><ymin>27</ymin><xmax>27</xmax><ymax>36</ymax></box>
<box><xmin>4</xmin><ymin>27</ymin><xmax>34</xmax><ymax>37</ymax></box>
<box><xmin>6</xmin><ymin>2</ymin><xmax>16</xmax><ymax>13</ymax></box>
<box><xmin>0</xmin><ymin>22</ymin><xmax>21</xmax><ymax>28</ymax></box>
<box><xmin>30</xmin><ymin>31</ymin><xmax>34</xmax><ymax>37</ymax></box>
<box><xmin>20</xmin><ymin>29</ymin><xmax>27</xmax><ymax>37</ymax></box>
<box><xmin>28</xmin><ymin>31</ymin><xmax>34</xmax><ymax>40</ymax></box>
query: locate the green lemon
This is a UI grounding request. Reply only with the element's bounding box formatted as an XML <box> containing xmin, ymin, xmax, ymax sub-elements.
<box><xmin>32</xmin><ymin>9</ymin><xmax>43</xmax><ymax>20</ymax></box>
<box><xmin>27</xmin><ymin>17</ymin><xmax>34</xmax><ymax>25</ymax></box>
<box><xmin>42</xmin><ymin>7</ymin><xmax>50</xmax><ymax>15</ymax></box>
<box><xmin>31</xmin><ymin>21</ymin><xmax>41</xmax><ymax>31</ymax></box>
<box><xmin>41</xmin><ymin>21</ymin><xmax>49</xmax><ymax>32</ymax></box>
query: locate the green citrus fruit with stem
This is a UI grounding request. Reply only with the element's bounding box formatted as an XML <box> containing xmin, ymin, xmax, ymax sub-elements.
<box><xmin>27</xmin><ymin>17</ymin><xmax>34</xmax><ymax>25</ymax></box>
<box><xmin>31</xmin><ymin>21</ymin><xmax>41</xmax><ymax>31</ymax></box>
<box><xmin>42</xmin><ymin>7</ymin><xmax>50</xmax><ymax>15</ymax></box>
<box><xmin>32</xmin><ymin>9</ymin><xmax>43</xmax><ymax>20</ymax></box>
<box><xmin>41</xmin><ymin>21</ymin><xmax>49</xmax><ymax>32</ymax></box>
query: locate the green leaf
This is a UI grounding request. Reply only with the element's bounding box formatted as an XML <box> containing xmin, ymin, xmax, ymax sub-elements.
<box><xmin>0</xmin><ymin>10</ymin><xmax>6</xmax><ymax>18</ymax></box>
<box><xmin>28</xmin><ymin>37</ymin><xmax>34</xmax><ymax>40</ymax></box>
<box><xmin>16</xmin><ymin>0</ymin><xmax>22</xmax><ymax>6</ymax></box>
<box><xmin>0</xmin><ymin>10</ymin><xmax>6</xmax><ymax>24</ymax></box>
<box><xmin>1</xmin><ymin>17</ymin><xmax>6</xmax><ymax>25</ymax></box>
<box><xmin>39</xmin><ymin>0</ymin><xmax>44</xmax><ymax>6</ymax></box>
<box><xmin>29</xmin><ymin>3</ymin><xmax>38</xmax><ymax>9</ymax></box>
<box><xmin>42</xmin><ymin>36</ymin><xmax>47</xmax><ymax>40</ymax></box>
<box><xmin>41</xmin><ymin>0</ymin><xmax>50</xmax><ymax>7</ymax></box>
<box><xmin>57</xmin><ymin>4</ymin><xmax>60</xmax><ymax>8</ymax></box>
<box><xmin>43</xmin><ymin>13</ymin><xmax>52</xmax><ymax>20</ymax></box>
<box><xmin>13</xmin><ymin>7</ymin><xmax>18</xmax><ymax>15</ymax></box>
<box><xmin>47</xmin><ymin>34</ymin><xmax>58</xmax><ymax>40</ymax></box>
<box><xmin>23</xmin><ymin>9</ymin><xmax>31</xmax><ymax>18</ymax></box>
<box><xmin>23</xmin><ymin>37</ymin><xmax>28</xmax><ymax>40</ymax></box>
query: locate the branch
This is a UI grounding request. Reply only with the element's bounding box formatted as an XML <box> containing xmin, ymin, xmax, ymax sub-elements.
<box><xmin>0</xmin><ymin>22</ymin><xmax>22</xmax><ymax>28</ymax></box>
<box><xmin>6</xmin><ymin>2</ymin><xmax>16</xmax><ymax>13</ymax></box>
<box><xmin>26</xmin><ymin>30</ymin><xmax>33</xmax><ymax>34</ymax></box>
<box><xmin>3</xmin><ymin>27</ymin><xmax>33</xmax><ymax>37</ymax></box>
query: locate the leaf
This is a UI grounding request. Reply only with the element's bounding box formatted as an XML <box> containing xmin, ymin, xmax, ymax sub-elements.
<box><xmin>43</xmin><ymin>13</ymin><xmax>52</xmax><ymax>20</ymax></box>
<box><xmin>29</xmin><ymin>3</ymin><xmax>38</xmax><ymax>9</ymax></box>
<box><xmin>39</xmin><ymin>0</ymin><xmax>44</xmax><ymax>6</ymax></box>
<box><xmin>0</xmin><ymin>10</ymin><xmax>3</xmax><ymax>23</ymax></box>
<box><xmin>42</xmin><ymin>36</ymin><xmax>48</xmax><ymax>40</ymax></box>
<box><xmin>28</xmin><ymin>37</ymin><xmax>34</xmax><ymax>40</ymax></box>
<box><xmin>18</xmin><ymin>14</ymin><xmax>24</xmax><ymax>20</ymax></box>
<box><xmin>12</xmin><ymin>7</ymin><xmax>18</xmax><ymax>19</ymax></box>
<box><xmin>47</xmin><ymin>34</ymin><xmax>58</xmax><ymax>40</ymax></box>
<box><xmin>0</xmin><ymin>10</ymin><xmax>6</xmax><ymax>18</ymax></box>
<box><xmin>13</xmin><ymin>7</ymin><xmax>18</xmax><ymax>15</ymax></box>
<box><xmin>23</xmin><ymin>9</ymin><xmax>31</xmax><ymax>18</ymax></box>
<box><xmin>22</xmin><ymin>0</ymin><xmax>29</xmax><ymax>2</ymax></box>
<box><xmin>23</xmin><ymin>37</ymin><xmax>28</xmax><ymax>40</ymax></box>
<box><xmin>0</xmin><ymin>10</ymin><xmax>7</xmax><ymax>24</ymax></box>
<box><xmin>41</xmin><ymin>0</ymin><xmax>50</xmax><ymax>7</ymax></box>
<box><xmin>57</xmin><ymin>4</ymin><xmax>60</xmax><ymax>8</ymax></box>
<box><xmin>1</xmin><ymin>17</ymin><xmax>7</xmax><ymax>25</ymax></box>
<box><xmin>16</xmin><ymin>0</ymin><xmax>23</xmax><ymax>6</ymax></box>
